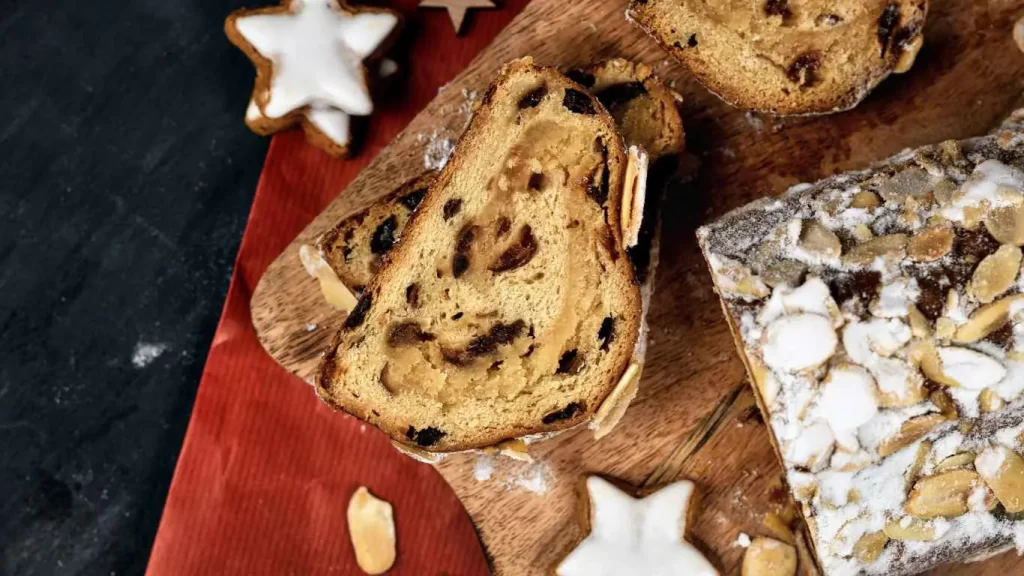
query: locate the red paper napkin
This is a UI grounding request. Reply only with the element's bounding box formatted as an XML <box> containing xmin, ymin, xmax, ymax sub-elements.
<box><xmin>146</xmin><ymin>2</ymin><xmax>528</xmax><ymax>573</ymax></box>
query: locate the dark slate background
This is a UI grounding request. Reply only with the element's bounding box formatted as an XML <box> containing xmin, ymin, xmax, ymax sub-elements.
<box><xmin>0</xmin><ymin>1</ymin><xmax>268</xmax><ymax>574</ymax></box>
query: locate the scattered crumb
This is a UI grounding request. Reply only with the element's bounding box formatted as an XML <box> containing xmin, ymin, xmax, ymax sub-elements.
<box><xmin>736</xmin><ymin>532</ymin><xmax>752</xmax><ymax>548</ymax></box>
<box><xmin>131</xmin><ymin>342</ymin><xmax>169</xmax><ymax>368</ymax></box>
<box><xmin>421</xmin><ymin>131</ymin><xmax>456</xmax><ymax>170</ymax></box>
<box><xmin>745</xmin><ymin>111</ymin><xmax>764</xmax><ymax>133</ymax></box>
<box><xmin>506</xmin><ymin>461</ymin><xmax>550</xmax><ymax>494</ymax></box>
<box><xmin>305</xmin><ymin>322</ymin><xmax>318</xmax><ymax>332</ymax></box>
<box><xmin>720</xmin><ymin>147</ymin><xmax>736</xmax><ymax>158</ymax></box>
<box><xmin>473</xmin><ymin>455</ymin><xmax>495</xmax><ymax>481</ymax></box>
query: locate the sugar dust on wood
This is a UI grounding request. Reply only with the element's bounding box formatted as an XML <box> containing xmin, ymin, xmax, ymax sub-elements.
<box><xmin>131</xmin><ymin>342</ymin><xmax>169</xmax><ymax>368</ymax></box>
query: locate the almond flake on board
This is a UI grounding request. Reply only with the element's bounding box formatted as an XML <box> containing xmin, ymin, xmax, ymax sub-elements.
<box><xmin>347</xmin><ymin>487</ymin><xmax>397</xmax><ymax>575</ymax></box>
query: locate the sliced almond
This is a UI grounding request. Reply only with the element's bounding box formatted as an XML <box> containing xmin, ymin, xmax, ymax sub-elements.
<box><xmin>620</xmin><ymin>145</ymin><xmax>648</xmax><ymax>248</ymax></box>
<box><xmin>742</xmin><ymin>537</ymin><xmax>797</xmax><ymax>576</ymax></box>
<box><xmin>850</xmin><ymin>190</ymin><xmax>882</xmax><ymax>209</ymax></box>
<box><xmin>910</xmin><ymin>340</ymin><xmax>960</xmax><ymax>388</ymax></box>
<box><xmin>985</xmin><ymin>204</ymin><xmax>1024</xmax><ymax>246</ymax></box>
<box><xmin>936</xmin><ymin>317</ymin><xmax>957</xmax><ymax>340</ymax></box>
<box><xmin>907</xmin><ymin>225</ymin><xmax>954</xmax><ymax>262</ymax></box>
<box><xmin>880</xmin><ymin>167</ymin><xmax>933</xmax><ymax>203</ymax></box>
<box><xmin>852</xmin><ymin>223</ymin><xmax>875</xmax><ymax>243</ymax></box>
<box><xmin>878</xmin><ymin>414</ymin><xmax>947</xmax><ymax>457</ymax></box>
<box><xmin>932</xmin><ymin>178</ymin><xmax>958</xmax><ymax>206</ymax></box>
<box><xmin>976</xmin><ymin>446</ymin><xmax>1024</xmax><ymax>512</ymax></box>
<box><xmin>964</xmin><ymin>205</ymin><xmax>986</xmax><ymax>230</ymax></box>
<box><xmin>762</xmin><ymin>512</ymin><xmax>796</xmax><ymax>545</ymax></box>
<box><xmin>894</xmin><ymin>34</ymin><xmax>924</xmax><ymax>73</ymax></box>
<box><xmin>844</xmin><ymin>234</ymin><xmax>907</xmax><ymax>267</ymax></box>
<box><xmin>299</xmin><ymin>244</ymin><xmax>359</xmax><ymax>312</ymax></box>
<box><xmin>935</xmin><ymin>452</ymin><xmax>977</xmax><ymax>473</ymax></box>
<box><xmin>872</xmin><ymin>356</ymin><xmax>925</xmax><ymax>408</ymax></box>
<box><xmin>906</xmin><ymin>469</ymin><xmax>981</xmax><ymax>518</ymax></box>
<box><xmin>936</xmin><ymin>346</ymin><xmax>1007</xmax><ymax>389</ymax></box>
<box><xmin>969</xmin><ymin>244</ymin><xmax>1022</xmax><ymax>303</ymax></box>
<box><xmin>761</xmin><ymin>314</ymin><xmax>837</xmax><ymax>374</ymax></box>
<box><xmin>954</xmin><ymin>294</ymin><xmax>1024</xmax><ymax>343</ymax></box>
<box><xmin>980</xmin><ymin>388</ymin><xmax>1006</xmax><ymax>413</ymax></box>
<box><xmin>930</xmin><ymin>393</ymin><xmax>958</xmax><ymax>424</ymax></box>
<box><xmin>590</xmin><ymin>363</ymin><xmax>641</xmax><ymax>440</ymax></box>
<box><xmin>906</xmin><ymin>441</ymin><xmax>932</xmax><ymax>483</ymax></box>
<box><xmin>347</xmin><ymin>487</ymin><xmax>397</xmax><ymax>575</ymax></box>
<box><xmin>709</xmin><ymin>254</ymin><xmax>770</xmax><ymax>300</ymax></box>
<box><xmin>883</xmin><ymin>517</ymin><xmax>938</xmax><ymax>541</ymax></box>
<box><xmin>798</xmin><ymin>220</ymin><xmax>841</xmax><ymax>259</ymax></box>
<box><xmin>762</xmin><ymin>260</ymin><xmax>808</xmax><ymax>288</ymax></box>
<box><xmin>907</xmin><ymin>305</ymin><xmax>932</xmax><ymax>338</ymax></box>
<box><xmin>853</xmin><ymin>531</ymin><xmax>889</xmax><ymax>564</ymax></box>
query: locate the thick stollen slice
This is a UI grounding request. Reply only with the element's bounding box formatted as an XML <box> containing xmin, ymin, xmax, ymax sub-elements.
<box><xmin>316</xmin><ymin>58</ymin><xmax>643</xmax><ymax>452</ymax></box>
<box><xmin>317</xmin><ymin>171</ymin><xmax>437</xmax><ymax>293</ymax></box>
<box><xmin>313</xmin><ymin>59</ymin><xmax>685</xmax><ymax>297</ymax></box>
<box><xmin>627</xmin><ymin>0</ymin><xmax>928</xmax><ymax>115</ymax></box>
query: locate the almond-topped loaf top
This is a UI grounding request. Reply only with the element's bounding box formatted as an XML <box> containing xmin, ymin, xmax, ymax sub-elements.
<box><xmin>698</xmin><ymin>119</ymin><xmax>1024</xmax><ymax>575</ymax></box>
<box><xmin>627</xmin><ymin>0</ymin><xmax>928</xmax><ymax>115</ymax></box>
<box><xmin>316</xmin><ymin>58</ymin><xmax>643</xmax><ymax>453</ymax></box>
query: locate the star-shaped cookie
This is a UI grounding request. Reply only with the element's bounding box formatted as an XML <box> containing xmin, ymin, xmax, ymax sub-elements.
<box><xmin>557</xmin><ymin>476</ymin><xmax>719</xmax><ymax>576</ymax></box>
<box><xmin>419</xmin><ymin>0</ymin><xmax>496</xmax><ymax>35</ymax></box>
<box><xmin>225</xmin><ymin>0</ymin><xmax>400</xmax><ymax>156</ymax></box>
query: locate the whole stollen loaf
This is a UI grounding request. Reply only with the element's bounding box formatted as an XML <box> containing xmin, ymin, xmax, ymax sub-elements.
<box><xmin>314</xmin><ymin>58</ymin><xmax>650</xmax><ymax>453</ymax></box>
<box><xmin>697</xmin><ymin>113</ymin><xmax>1024</xmax><ymax>575</ymax></box>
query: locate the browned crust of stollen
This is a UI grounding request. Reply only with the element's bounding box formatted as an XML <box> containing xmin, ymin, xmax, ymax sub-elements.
<box><xmin>224</xmin><ymin>0</ymin><xmax>403</xmax><ymax>156</ymax></box>
<box><xmin>317</xmin><ymin>171</ymin><xmax>439</xmax><ymax>289</ymax></box>
<box><xmin>316</xmin><ymin>58</ymin><xmax>643</xmax><ymax>452</ymax></box>
<box><xmin>578</xmin><ymin>58</ymin><xmax>686</xmax><ymax>159</ymax></box>
<box><xmin>626</xmin><ymin>0</ymin><xmax>928</xmax><ymax>116</ymax></box>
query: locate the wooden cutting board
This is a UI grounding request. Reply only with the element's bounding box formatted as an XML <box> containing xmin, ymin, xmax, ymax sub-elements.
<box><xmin>250</xmin><ymin>1</ymin><xmax>1024</xmax><ymax>573</ymax></box>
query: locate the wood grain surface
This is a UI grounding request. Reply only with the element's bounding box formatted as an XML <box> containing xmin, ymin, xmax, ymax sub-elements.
<box><xmin>251</xmin><ymin>0</ymin><xmax>1024</xmax><ymax>573</ymax></box>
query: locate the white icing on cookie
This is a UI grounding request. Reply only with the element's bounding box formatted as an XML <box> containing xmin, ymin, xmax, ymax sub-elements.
<box><xmin>557</xmin><ymin>477</ymin><xmax>719</xmax><ymax>576</ymax></box>
<box><xmin>233</xmin><ymin>0</ymin><xmax>397</xmax><ymax>148</ymax></box>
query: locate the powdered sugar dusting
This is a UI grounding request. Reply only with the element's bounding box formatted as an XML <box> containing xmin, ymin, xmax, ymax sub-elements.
<box><xmin>131</xmin><ymin>342</ymin><xmax>169</xmax><ymax>368</ymax></box>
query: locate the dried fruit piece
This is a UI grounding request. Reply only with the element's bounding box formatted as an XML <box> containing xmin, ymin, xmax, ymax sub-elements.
<box><xmin>934</xmin><ymin>452</ymin><xmax>976</xmax><ymax>473</ymax></box>
<box><xmin>955</xmin><ymin>294</ymin><xmax>1024</xmax><ymax>343</ymax></box>
<box><xmin>844</xmin><ymin>234</ymin><xmax>907</xmax><ymax>266</ymax></box>
<box><xmin>799</xmin><ymin>220</ymin><xmax>842</xmax><ymax>259</ymax></box>
<box><xmin>850</xmin><ymin>190</ymin><xmax>882</xmax><ymax>209</ymax></box>
<box><xmin>936</xmin><ymin>346</ymin><xmax>1007</xmax><ymax>389</ymax></box>
<box><xmin>985</xmin><ymin>204</ymin><xmax>1024</xmax><ymax>246</ymax></box>
<box><xmin>742</xmin><ymin>537</ymin><xmax>797</xmax><ymax>576</ymax></box>
<box><xmin>976</xmin><ymin>446</ymin><xmax>1024</xmax><ymax>512</ymax></box>
<box><xmin>906</xmin><ymin>469</ymin><xmax>981</xmax><ymax>518</ymax></box>
<box><xmin>883</xmin><ymin>517</ymin><xmax>938</xmax><ymax>541</ymax></box>
<box><xmin>907</xmin><ymin>225</ymin><xmax>954</xmax><ymax>262</ymax></box>
<box><xmin>980</xmin><ymin>389</ymin><xmax>1006</xmax><ymax>413</ymax></box>
<box><xmin>761</xmin><ymin>314</ymin><xmax>837</xmax><ymax>373</ymax></box>
<box><xmin>878</xmin><ymin>413</ymin><xmax>947</xmax><ymax>457</ymax></box>
<box><xmin>969</xmin><ymin>244</ymin><xmax>1022</xmax><ymax>303</ymax></box>
<box><xmin>347</xmin><ymin>487</ymin><xmax>397</xmax><ymax>575</ymax></box>
<box><xmin>853</xmin><ymin>531</ymin><xmax>889</xmax><ymax>564</ymax></box>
